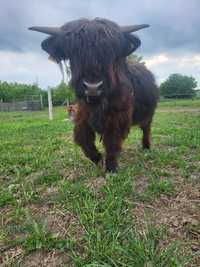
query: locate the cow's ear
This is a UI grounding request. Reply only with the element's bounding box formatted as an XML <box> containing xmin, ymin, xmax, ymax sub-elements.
<box><xmin>41</xmin><ymin>36</ymin><xmax>67</xmax><ymax>63</ymax></box>
<box><xmin>121</xmin><ymin>33</ymin><xmax>141</xmax><ymax>57</ymax></box>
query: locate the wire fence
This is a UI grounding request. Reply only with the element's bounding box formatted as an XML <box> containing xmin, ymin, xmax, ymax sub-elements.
<box><xmin>0</xmin><ymin>95</ymin><xmax>43</xmax><ymax>112</ymax></box>
<box><xmin>160</xmin><ymin>93</ymin><xmax>199</xmax><ymax>101</ymax></box>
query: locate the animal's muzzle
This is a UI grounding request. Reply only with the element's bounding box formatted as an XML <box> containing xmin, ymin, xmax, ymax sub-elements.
<box><xmin>83</xmin><ymin>81</ymin><xmax>103</xmax><ymax>97</ymax></box>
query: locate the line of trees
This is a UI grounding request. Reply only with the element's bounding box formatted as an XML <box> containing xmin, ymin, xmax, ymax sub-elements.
<box><xmin>0</xmin><ymin>81</ymin><xmax>75</xmax><ymax>106</ymax></box>
<box><xmin>0</xmin><ymin>81</ymin><xmax>46</xmax><ymax>102</ymax></box>
<box><xmin>0</xmin><ymin>72</ymin><xmax>198</xmax><ymax>106</ymax></box>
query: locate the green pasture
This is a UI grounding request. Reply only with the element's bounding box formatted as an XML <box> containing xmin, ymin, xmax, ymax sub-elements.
<box><xmin>0</xmin><ymin>99</ymin><xmax>200</xmax><ymax>266</ymax></box>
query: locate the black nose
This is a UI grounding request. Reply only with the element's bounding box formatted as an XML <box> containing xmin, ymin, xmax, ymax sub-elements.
<box><xmin>83</xmin><ymin>81</ymin><xmax>103</xmax><ymax>96</ymax></box>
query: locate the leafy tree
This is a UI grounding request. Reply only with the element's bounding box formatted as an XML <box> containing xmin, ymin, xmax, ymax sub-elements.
<box><xmin>160</xmin><ymin>74</ymin><xmax>197</xmax><ymax>98</ymax></box>
<box><xmin>0</xmin><ymin>81</ymin><xmax>48</xmax><ymax>106</ymax></box>
<box><xmin>52</xmin><ymin>82</ymin><xmax>75</xmax><ymax>105</ymax></box>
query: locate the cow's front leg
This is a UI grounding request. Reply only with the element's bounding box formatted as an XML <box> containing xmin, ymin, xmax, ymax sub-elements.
<box><xmin>103</xmin><ymin>134</ymin><xmax>123</xmax><ymax>172</ymax></box>
<box><xmin>103</xmin><ymin>110</ymin><xmax>132</xmax><ymax>172</ymax></box>
<box><xmin>74</xmin><ymin>123</ymin><xmax>102</xmax><ymax>165</ymax></box>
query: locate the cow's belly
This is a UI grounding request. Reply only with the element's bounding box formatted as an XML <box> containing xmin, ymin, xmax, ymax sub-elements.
<box><xmin>132</xmin><ymin>102</ymin><xmax>155</xmax><ymax>126</ymax></box>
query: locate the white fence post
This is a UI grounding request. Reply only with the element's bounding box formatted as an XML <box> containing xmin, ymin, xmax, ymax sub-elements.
<box><xmin>48</xmin><ymin>87</ymin><xmax>53</xmax><ymax>120</ymax></box>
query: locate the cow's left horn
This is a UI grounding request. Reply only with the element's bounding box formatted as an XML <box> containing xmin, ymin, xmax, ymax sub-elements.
<box><xmin>28</xmin><ymin>26</ymin><xmax>63</xmax><ymax>36</ymax></box>
<box><xmin>121</xmin><ymin>24</ymin><xmax>149</xmax><ymax>33</ymax></box>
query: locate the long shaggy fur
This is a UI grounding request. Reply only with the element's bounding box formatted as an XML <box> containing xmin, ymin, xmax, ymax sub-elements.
<box><xmin>74</xmin><ymin>60</ymin><xmax>159</xmax><ymax>172</ymax></box>
<box><xmin>37</xmin><ymin>18</ymin><xmax>159</xmax><ymax>172</ymax></box>
<box><xmin>67</xmin><ymin>19</ymin><xmax>159</xmax><ymax>172</ymax></box>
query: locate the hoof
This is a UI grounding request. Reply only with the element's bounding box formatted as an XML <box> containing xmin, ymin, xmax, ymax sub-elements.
<box><xmin>92</xmin><ymin>153</ymin><xmax>102</xmax><ymax>165</ymax></box>
<box><xmin>143</xmin><ymin>144</ymin><xmax>151</xmax><ymax>149</ymax></box>
<box><xmin>105</xmin><ymin>161</ymin><xmax>118</xmax><ymax>173</ymax></box>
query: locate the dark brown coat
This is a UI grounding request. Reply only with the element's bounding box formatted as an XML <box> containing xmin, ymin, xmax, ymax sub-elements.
<box><xmin>74</xmin><ymin>60</ymin><xmax>159</xmax><ymax>172</ymax></box>
<box><xmin>29</xmin><ymin>18</ymin><xmax>159</xmax><ymax>172</ymax></box>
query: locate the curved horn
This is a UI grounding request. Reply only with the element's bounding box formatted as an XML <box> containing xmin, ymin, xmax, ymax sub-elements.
<box><xmin>28</xmin><ymin>26</ymin><xmax>63</xmax><ymax>36</ymax></box>
<box><xmin>121</xmin><ymin>24</ymin><xmax>149</xmax><ymax>33</ymax></box>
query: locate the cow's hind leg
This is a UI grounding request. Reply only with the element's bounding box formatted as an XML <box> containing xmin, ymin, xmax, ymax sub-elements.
<box><xmin>140</xmin><ymin>122</ymin><xmax>152</xmax><ymax>149</ymax></box>
<box><xmin>74</xmin><ymin>123</ymin><xmax>102</xmax><ymax>165</ymax></box>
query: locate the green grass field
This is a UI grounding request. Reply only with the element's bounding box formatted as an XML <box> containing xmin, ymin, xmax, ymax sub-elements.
<box><xmin>0</xmin><ymin>100</ymin><xmax>200</xmax><ymax>266</ymax></box>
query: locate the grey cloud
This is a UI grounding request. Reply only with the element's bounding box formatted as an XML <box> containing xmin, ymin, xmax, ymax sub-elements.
<box><xmin>1</xmin><ymin>0</ymin><xmax>200</xmax><ymax>55</ymax></box>
<box><xmin>1</xmin><ymin>0</ymin><xmax>200</xmax><ymax>88</ymax></box>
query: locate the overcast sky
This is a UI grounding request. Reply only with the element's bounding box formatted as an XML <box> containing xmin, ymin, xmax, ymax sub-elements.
<box><xmin>0</xmin><ymin>0</ymin><xmax>199</xmax><ymax>88</ymax></box>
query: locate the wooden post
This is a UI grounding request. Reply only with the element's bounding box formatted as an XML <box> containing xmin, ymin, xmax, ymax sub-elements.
<box><xmin>40</xmin><ymin>94</ymin><xmax>44</xmax><ymax>110</ymax></box>
<box><xmin>48</xmin><ymin>87</ymin><xmax>53</xmax><ymax>120</ymax></box>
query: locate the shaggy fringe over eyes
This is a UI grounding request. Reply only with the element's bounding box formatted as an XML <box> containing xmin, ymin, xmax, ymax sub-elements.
<box><xmin>67</xmin><ymin>18</ymin><xmax>123</xmax><ymax>71</ymax></box>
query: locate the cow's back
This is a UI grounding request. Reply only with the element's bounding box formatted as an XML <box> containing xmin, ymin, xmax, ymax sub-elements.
<box><xmin>127</xmin><ymin>61</ymin><xmax>159</xmax><ymax>125</ymax></box>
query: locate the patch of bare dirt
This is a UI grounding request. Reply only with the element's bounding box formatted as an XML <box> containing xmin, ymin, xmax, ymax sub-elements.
<box><xmin>0</xmin><ymin>245</ymin><xmax>24</xmax><ymax>267</ymax></box>
<box><xmin>21</xmin><ymin>250</ymin><xmax>74</xmax><ymax>267</ymax></box>
<box><xmin>134</xmin><ymin>176</ymin><xmax>149</xmax><ymax>194</ymax></box>
<box><xmin>132</xmin><ymin>181</ymin><xmax>200</xmax><ymax>265</ymax></box>
<box><xmin>0</xmin><ymin>205</ymin><xmax>82</xmax><ymax>266</ymax></box>
<box><xmin>41</xmin><ymin>186</ymin><xmax>59</xmax><ymax>200</ymax></box>
<box><xmin>85</xmin><ymin>176</ymin><xmax>107</xmax><ymax>194</ymax></box>
<box><xmin>58</xmin><ymin>169</ymin><xmax>79</xmax><ymax>181</ymax></box>
<box><xmin>30</xmin><ymin>204</ymin><xmax>85</xmax><ymax>241</ymax></box>
<box><xmin>0</xmin><ymin>207</ymin><xmax>27</xmax><ymax>251</ymax></box>
<box><xmin>26</xmin><ymin>171</ymin><xmax>45</xmax><ymax>183</ymax></box>
<box><xmin>0</xmin><ymin>174</ymin><xmax>14</xmax><ymax>184</ymax></box>
<box><xmin>0</xmin><ymin>206</ymin><xmax>13</xmax><ymax>225</ymax></box>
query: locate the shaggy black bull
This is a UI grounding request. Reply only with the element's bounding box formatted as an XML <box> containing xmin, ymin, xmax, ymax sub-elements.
<box><xmin>29</xmin><ymin>18</ymin><xmax>159</xmax><ymax>172</ymax></box>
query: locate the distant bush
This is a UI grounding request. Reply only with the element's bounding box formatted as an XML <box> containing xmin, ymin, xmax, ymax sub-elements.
<box><xmin>160</xmin><ymin>74</ymin><xmax>197</xmax><ymax>99</ymax></box>
<box><xmin>52</xmin><ymin>82</ymin><xmax>75</xmax><ymax>106</ymax></box>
